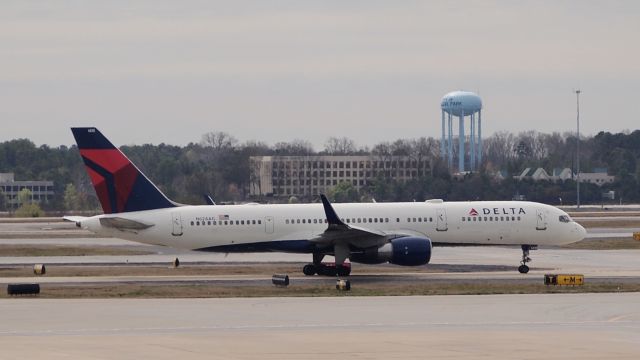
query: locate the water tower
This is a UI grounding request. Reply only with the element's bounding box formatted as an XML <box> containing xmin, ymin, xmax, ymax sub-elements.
<box><xmin>440</xmin><ymin>91</ymin><xmax>483</xmax><ymax>172</ymax></box>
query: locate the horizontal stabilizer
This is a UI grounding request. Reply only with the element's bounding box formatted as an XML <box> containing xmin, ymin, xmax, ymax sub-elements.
<box><xmin>99</xmin><ymin>217</ymin><xmax>154</xmax><ymax>230</ymax></box>
<box><xmin>63</xmin><ymin>216</ymin><xmax>88</xmax><ymax>223</ymax></box>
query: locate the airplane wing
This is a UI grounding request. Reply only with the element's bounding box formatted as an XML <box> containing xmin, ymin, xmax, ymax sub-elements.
<box><xmin>312</xmin><ymin>195</ymin><xmax>394</xmax><ymax>265</ymax></box>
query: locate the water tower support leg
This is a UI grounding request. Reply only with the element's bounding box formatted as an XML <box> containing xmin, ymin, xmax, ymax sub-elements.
<box><xmin>459</xmin><ymin>112</ymin><xmax>465</xmax><ymax>172</ymax></box>
<box><xmin>478</xmin><ymin>110</ymin><xmax>482</xmax><ymax>168</ymax></box>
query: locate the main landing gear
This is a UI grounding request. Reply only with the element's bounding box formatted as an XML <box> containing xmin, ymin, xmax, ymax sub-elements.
<box><xmin>302</xmin><ymin>263</ymin><xmax>351</xmax><ymax>276</ymax></box>
<box><xmin>303</xmin><ymin>253</ymin><xmax>351</xmax><ymax>276</ymax></box>
<box><xmin>518</xmin><ymin>244</ymin><xmax>537</xmax><ymax>274</ymax></box>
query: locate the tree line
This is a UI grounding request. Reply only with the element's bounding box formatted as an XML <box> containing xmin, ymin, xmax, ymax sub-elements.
<box><xmin>0</xmin><ymin>129</ymin><xmax>639</xmax><ymax>213</ymax></box>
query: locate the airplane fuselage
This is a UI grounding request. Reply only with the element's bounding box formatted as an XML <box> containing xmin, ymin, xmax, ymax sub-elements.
<box><xmin>80</xmin><ymin>200</ymin><xmax>585</xmax><ymax>253</ymax></box>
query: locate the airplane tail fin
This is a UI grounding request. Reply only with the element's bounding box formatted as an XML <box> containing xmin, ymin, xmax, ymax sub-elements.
<box><xmin>71</xmin><ymin>127</ymin><xmax>177</xmax><ymax>214</ymax></box>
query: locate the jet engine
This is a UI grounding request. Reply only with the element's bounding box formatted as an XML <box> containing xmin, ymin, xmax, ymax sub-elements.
<box><xmin>350</xmin><ymin>237</ymin><xmax>432</xmax><ymax>266</ymax></box>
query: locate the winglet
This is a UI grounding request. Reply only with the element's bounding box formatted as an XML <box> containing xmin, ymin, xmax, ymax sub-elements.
<box><xmin>204</xmin><ymin>194</ymin><xmax>216</xmax><ymax>205</ymax></box>
<box><xmin>320</xmin><ymin>194</ymin><xmax>347</xmax><ymax>228</ymax></box>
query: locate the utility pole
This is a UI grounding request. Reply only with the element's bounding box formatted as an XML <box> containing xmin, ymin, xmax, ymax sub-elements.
<box><xmin>575</xmin><ymin>89</ymin><xmax>581</xmax><ymax>209</ymax></box>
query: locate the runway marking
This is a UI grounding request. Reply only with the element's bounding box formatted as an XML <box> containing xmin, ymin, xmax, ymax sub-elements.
<box><xmin>1</xmin><ymin>319</ymin><xmax>637</xmax><ymax>336</ymax></box>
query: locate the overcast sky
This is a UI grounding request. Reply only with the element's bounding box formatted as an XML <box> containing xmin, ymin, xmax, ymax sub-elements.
<box><xmin>1</xmin><ymin>1</ymin><xmax>639</xmax><ymax>149</ymax></box>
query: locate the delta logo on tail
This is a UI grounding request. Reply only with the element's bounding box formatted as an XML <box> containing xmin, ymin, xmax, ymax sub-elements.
<box><xmin>71</xmin><ymin>128</ymin><xmax>176</xmax><ymax>214</ymax></box>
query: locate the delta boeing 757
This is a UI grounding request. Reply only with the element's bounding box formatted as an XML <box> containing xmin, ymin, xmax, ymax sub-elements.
<box><xmin>65</xmin><ymin>128</ymin><xmax>586</xmax><ymax>276</ymax></box>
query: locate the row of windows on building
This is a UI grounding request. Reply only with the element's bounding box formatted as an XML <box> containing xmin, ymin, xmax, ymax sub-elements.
<box><xmin>271</xmin><ymin>160</ymin><xmax>428</xmax><ymax>170</ymax></box>
<box><xmin>0</xmin><ymin>185</ymin><xmax>54</xmax><ymax>192</ymax></box>
<box><xmin>272</xmin><ymin>170</ymin><xmax>424</xmax><ymax>179</ymax></box>
<box><xmin>190</xmin><ymin>219</ymin><xmax>263</xmax><ymax>226</ymax></box>
<box><xmin>462</xmin><ymin>216</ymin><xmax>522</xmax><ymax>222</ymax></box>
<box><xmin>274</xmin><ymin>179</ymin><xmax>366</xmax><ymax>187</ymax></box>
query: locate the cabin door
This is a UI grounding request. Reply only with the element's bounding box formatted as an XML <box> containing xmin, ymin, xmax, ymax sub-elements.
<box><xmin>436</xmin><ymin>208</ymin><xmax>448</xmax><ymax>231</ymax></box>
<box><xmin>264</xmin><ymin>216</ymin><xmax>274</xmax><ymax>234</ymax></box>
<box><xmin>536</xmin><ymin>210</ymin><xmax>547</xmax><ymax>230</ymax></box>
<box><xmin>171</xmin><ymin>212</ymin><xmax>183</xmax><ymax>236</ymax></box>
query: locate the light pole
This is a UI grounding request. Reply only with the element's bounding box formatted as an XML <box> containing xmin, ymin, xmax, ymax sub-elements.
<box><xmin>575</xmin><ymin>89</ymin><xmax>581</xmax><ymax>209</ymax></box>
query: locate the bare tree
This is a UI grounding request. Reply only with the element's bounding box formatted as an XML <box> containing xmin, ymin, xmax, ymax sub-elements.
<box><xmin>274</xmin><ymin>140</ymin><xmax>315</xmax><ymax>156</ymax></box>
<box><xmin>324</xmin><ymin>137</ymin><xmax>356</xmax><ymax>155</ymax></box>
<box><xmin>201</xmin><ymin>131</ymin><xmax>238</xmax><ymax>152</ymax></box>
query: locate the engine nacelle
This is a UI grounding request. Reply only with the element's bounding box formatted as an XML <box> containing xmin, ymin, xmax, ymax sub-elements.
<box><xmin>350</xmin><ymin>237</ymin><xmax>432</xmax><ymax>266</ymax></box>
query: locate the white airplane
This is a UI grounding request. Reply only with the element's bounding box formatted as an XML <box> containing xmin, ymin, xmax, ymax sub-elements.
<box><xmin>65</xmin><ymin>127</ymin><xmax>586</xmax><ymax>276</ymax></box>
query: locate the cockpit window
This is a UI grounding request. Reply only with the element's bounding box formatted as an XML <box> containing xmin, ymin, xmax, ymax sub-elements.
<box><xmin>559</xmin><ymin>215</ymin><xmax>571</xmax><ymax>223</ymax></box>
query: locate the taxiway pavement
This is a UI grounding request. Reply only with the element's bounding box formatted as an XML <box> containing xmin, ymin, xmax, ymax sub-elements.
<box><xmin>0</xmin><ymin>293</ymin><xmax>638</xmax><ymax>359</ymax></box>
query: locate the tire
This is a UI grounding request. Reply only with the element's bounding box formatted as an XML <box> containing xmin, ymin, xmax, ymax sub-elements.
<box><xmin>518</xmin><ymin>265</ymin><xmax>530</xmax><ymax>274</ymax></box>
<box><xmin>302</xmin><ymin>264</ymin><xmax>316</xmax><ymax>276</ymax></box>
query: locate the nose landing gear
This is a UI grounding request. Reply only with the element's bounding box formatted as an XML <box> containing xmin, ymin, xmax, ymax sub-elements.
<box><xmin>518</xmin><ymin>244</ymin><xmax>537</xmax><ymax>274</ymax></box>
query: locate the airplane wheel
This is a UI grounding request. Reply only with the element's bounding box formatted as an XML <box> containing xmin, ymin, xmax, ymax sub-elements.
<box><xmin>518</xmin><ymin>265</ymin><xmax>529</xmax><ymax>274</ymax></box>
<box><xmin>303</xmin><ymin>264</ymin><xmax>316</xmax><ymax>276</ymax></box>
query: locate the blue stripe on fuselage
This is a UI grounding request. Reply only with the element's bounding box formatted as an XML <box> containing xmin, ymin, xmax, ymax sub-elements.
<box><xmin>194</xmin><ymin>240</ymin><xmax>320</xmax><ymax>253</ymax></box>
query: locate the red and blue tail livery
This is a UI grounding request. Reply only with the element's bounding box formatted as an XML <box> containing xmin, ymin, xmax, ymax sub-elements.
<box><xmin>71</xmin><ymin>127</ymin><xmax>177</xmax><ymax>214</ymax></box>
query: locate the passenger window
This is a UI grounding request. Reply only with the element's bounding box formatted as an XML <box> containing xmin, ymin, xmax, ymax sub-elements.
<box><xmin>478</xmin><ymin>217</ymin><xmax>482</xmax><ymax>222</ymax></box>
<box><xmin>473</xmin><ymin>217</ymin><xmax>476</xmax><ymax>221</ymax></box>
<box><xmin>517</xmin><ymin>216</ymin><xmax>521</xmax><ymax>221</ymax></box>
<box><xmin>241</xmin><ymin>220</ymin><xmax>245</xmax><ymax>225</ymax></box>
<box><xmin>302</xmin><ymin>219</ymin><xmax>306</xmax><ymax>224</ymax></box>
<box><xmin>358</xmin><ymin>218</ymin><xmax>362</xmax><ymax>223</ymax></box>
<box><xmin>500</xmin><ymin>217</ymin><xmax>504</xmax><ymax>221</ymax></box>
<box><xmin>407</xmin><ymin>218</ymin><xmax>411</xmax><ymax>222</ymax></box>
<box><xmin>258</xmin><ymin>220</ymin><xmax>262</xmax><ymax>224</ymax></box>
<box><xmin>430</xmin><ymin>217</ymin><xmax>433</xmax><ymax>222</ymax></box>
<box><xmin>224</xmin><ymin>221</ymin><xmax>228</xmax><ymax>225</ymax></box>
<box><xmin>374</xmin><ymin>218</ymin><xmax>378</xmax><ymax>223</ymax></box>
<box><xmin>385</xmin><ymin>218</ymin><xmax>389</xmax><ymax>223</ymax></box>
<box><xmin>308</xmin><ymin>219</ymin><xmax>311</xmax><ymax>224</ymax></box>
<box><xmin>467</xmin><ymin>217</ymin><xmax>471</xmax><ymax>221</ymax></box>
<box><xmin>346</xmin><ymin>219</ymin><xmax>350</xmax><ymax>223</ymax></box>
<box><xmin>511</xmin><ymin>217</ymin><xmax>515</xmax><ymax>221</ymax></box>
<box><xmin>369</xmin><ymin>218</ymin><xmax>373</xmax><ymax>223</ymax></box>
<box><xmin>396</xmin><ymin>218</ymin><xmax>400</xmax><ymax>222</ymax></box>
<box><xmin>413</xmin><ymin>218</ymin><xmax>417</xmax><ymax>222</ymax></box>
<box><xmin>297</xmin><ymin>219</ymin><xmax>300</xmax><ymax>224</ymax></box>
<box><xmin>208</xmin><ymin>221</ymin><xmax>211</xmax><ymax>226</ymax></box>
<box><xmin>191</xmin><ymin>221</ymin><xmax>194</xmax><ymax>226</ymax></box>
<box><xmin>418</xmin><ymin>218</ymin><xmax>422</xmax><ymax>222</ymax></box>
<box><xmin>505</xmin><ymin>217</ymin><xmax>509</xmax><ymax>222</ymax></box>
<box><xmin>484</xmin><ymin>217</ymin><xmax>487</xmax><ymax>221</ymax></box>
<box><xmin>462</xmin><ymin>217</ymin><xmax>465</xmax><ymax>221</ymax></box>
<box><xmin>213</xmin><ymin>221</ymin><xmax>217</xmax><ymax>225</ymax></box>
<box><xmin>196</xmin><ymin>221</ymin><xmax>200</xmax><ymax>226</ymax></box>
